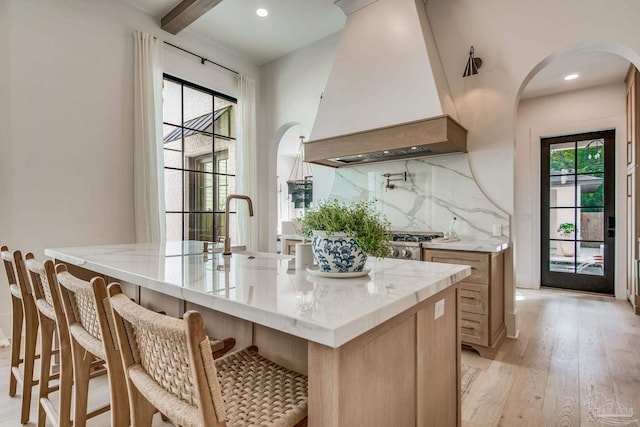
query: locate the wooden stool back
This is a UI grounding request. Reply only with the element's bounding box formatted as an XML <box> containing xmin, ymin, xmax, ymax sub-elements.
<box><xmin>1</xmin><ymin>246</ymin><xmax>39</xmax><ymax>424</ymax></box>
<box><xmin>108</xmin><ymin>283</ymin><xmax>226</xmax><ymax>427</ymax></box>
<box><xmin>25</xmin><ymin>255</ymin><xmax>72</xmax><ymax>427</ymax></box>
<box><xmin>56</xmin><ymin>264</ymin><xmax>129</xmax><ymax>427</ymax></box>
<box><xmin>108</xmin><ymin>283</ymin><xmax>308</xmax><ymax>427</ymax></box>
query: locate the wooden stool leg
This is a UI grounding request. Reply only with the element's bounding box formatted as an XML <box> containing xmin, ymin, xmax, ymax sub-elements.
<box><xmin>37</xmin><ymin>320</ymin><xmax>55</xmax><ymax>427</ymax></box>
<box><xmin>20</xmin><ymin>314</ymin><xmax>38</xmax><ymax>424</ymax></box>
<box><xmin>9</xmin><ymin>297</ymin><xmax>23</xmax><ymax>397</ymax></box>
<box><xmin>58</xmin><ymin>340</ymin><xmax>73</xmax><ymax>427</ymax></box>
<box><xmin>129</xmin><ymin>385</ymin><xmax>156</xmax><ymax>427</ymax></box>
<box><xmin>108</xmin><ymin>360</ymin><xmax>130</xmax><ymax>427</ymax></box>
<box><xmin>71</xmin><ymin>340</ymin><xmax>94</xmax><ymax>427</ymax></box>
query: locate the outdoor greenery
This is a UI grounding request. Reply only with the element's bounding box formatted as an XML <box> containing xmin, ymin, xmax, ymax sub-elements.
<box><xmin>550</xmin><ymin>145</ymin><xmax>603</xmax><ymax>212</ymax></box>
<box><xmin>557</xmin><ymin>222</ymin><xmax>577</xmax><ymax>235</ymax></box>
<box><xmin>297</xmin><ymin>199</ymin><xmax>392</xmax><ymax>258</ymax></box>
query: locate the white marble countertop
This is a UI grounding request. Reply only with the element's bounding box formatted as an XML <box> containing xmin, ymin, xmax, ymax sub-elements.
<box><xmin>423</xmin><ymin>240</ymin><xmax>510</xmax><ymax>253</ymax></box>
<box><xmin>45</xmin><ymin>241</ymin><xmax>470</xmax><ymax>348</ymax></box>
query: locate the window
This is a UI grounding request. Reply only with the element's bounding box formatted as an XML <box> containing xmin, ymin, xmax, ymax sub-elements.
<box><xmin>162</xmin><ymin>75</ymin><xmax>237</xmax><ymax>242</ymax></box>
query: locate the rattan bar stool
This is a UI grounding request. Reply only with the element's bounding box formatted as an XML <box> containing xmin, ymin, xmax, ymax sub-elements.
<box><xmin>1</xmin><ymin>246</ymin><xmax>40</xmax><ymax>424</ymax></box>
<box><xmin>56</xmin><ymin>264</ymin><xmax>129</xmax><ymax>427</ymax></box>
<box><xmin>25</xmin><ymin>256</ymin><xmax>107</xmax><ymax>427</ymax></box>
<box><xmin>108</xmin><ymin>283</ymin><xmax>309</xmax><ymax>427</ymax></box>
<box><xmin>24</xmin><ymin>255</ymin><xmax>69</xmax><ymax>427</ymax></box>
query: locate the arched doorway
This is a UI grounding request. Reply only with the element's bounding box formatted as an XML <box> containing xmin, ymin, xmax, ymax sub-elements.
<box><xmin>513</xmin><ymin>46</ymin><xmax>638</xmax><ymax>300</ymax></box>
<box><xmin>276</xmin><ymin>123</ymin><xmax>310</xmax><ymax>234</ymax></box>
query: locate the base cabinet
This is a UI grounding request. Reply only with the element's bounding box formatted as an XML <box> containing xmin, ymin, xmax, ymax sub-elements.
<box><xmin>308</xmin><ymin>285</ymin><xmax>460</xmax><ymax>426</ymax></box>
<box><xmin>423</xmin><ymin>249</ymin><xmax>505</xmax><ymax>358</ymax></box>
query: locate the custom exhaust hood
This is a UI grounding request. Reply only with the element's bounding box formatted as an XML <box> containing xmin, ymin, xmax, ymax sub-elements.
<box><xmin>304</xmin><ymin>0</ymin><xmax>467</xmax><ymax>167</ymax></box>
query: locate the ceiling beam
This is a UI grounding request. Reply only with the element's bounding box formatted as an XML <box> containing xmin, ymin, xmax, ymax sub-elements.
<box><xmin>161</xmin><ymin>0</ymin><xmax>224</xmax><ymax>35</ymax></box>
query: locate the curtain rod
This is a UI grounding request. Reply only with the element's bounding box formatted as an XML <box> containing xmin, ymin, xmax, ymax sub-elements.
<box><xmin>163</xmin><ymin>41</ymin><xmax>240</xmax><ymax>76</ymax></box>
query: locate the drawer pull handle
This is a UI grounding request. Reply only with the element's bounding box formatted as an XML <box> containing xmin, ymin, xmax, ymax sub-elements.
<box><xmin>461</xmin><ymin>320</ymin><xmax>480</xmax><ymax>330</ymax></box>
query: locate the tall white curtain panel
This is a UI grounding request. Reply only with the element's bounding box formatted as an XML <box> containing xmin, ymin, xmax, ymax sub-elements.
<box><xmin>133</xmin><ymin>31</ymin><xmax>165</xmax><ymax>242</ymax></box>
<box><xmin>237</xmin><ymin>75</ymin><xmax>258</xmax><ymax>251</ymax></box>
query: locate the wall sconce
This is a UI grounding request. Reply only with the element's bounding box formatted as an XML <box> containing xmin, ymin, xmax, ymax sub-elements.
<box><xmin>463</xmin><ymin>46</ymin><xmax>482</xmax><ymax>77</ymax></box>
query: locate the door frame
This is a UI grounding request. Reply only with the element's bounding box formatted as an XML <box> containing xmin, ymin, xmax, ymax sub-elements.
<box><xmin>540</xmin><ymin>129</ymin><xmax>616</xmax><ymax>294</ymax></box>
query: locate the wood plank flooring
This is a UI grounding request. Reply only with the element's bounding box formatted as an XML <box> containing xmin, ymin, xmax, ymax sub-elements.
<box><xmin>0</xmin><ymin>288</ymin><xmax>638</xmax><ymax>426</ymax></box>
<box><xmin>462</xmin><ymin>288</ymin><xmax>640</xmax><ymax>427</ymax></box>
<box><xmin>0</xmin><ymin>342</ymin><xmax>171</xmax><ymax>426</ymax></box>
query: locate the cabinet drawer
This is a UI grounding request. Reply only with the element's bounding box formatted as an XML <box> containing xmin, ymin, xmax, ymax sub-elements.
<box><xmin>422</xmin><ymin>250</ymin><xmax>490</xmax><ymax>284</ymax></box>
<box><xmin>461</xmin><ymin>312</ymin><xmax>489</xmax><ymax>346</ymax></box>
<box><xmin>460</xmin><ymin>282</ymin><xmax>488</xmax><ymax>315</ymax></box>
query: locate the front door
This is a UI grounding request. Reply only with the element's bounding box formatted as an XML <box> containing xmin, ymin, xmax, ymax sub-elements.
<box><xmin>540</xmin><ymin>130</ymin><xmax>615</xmax><ymax>294</ymax></box>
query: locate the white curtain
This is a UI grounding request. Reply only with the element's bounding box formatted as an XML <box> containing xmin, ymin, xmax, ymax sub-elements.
<box><xmin>237</xmin><ymin>75</ymin><xmax>258</xmax><ymax>251</ymax></box>
<box><xmin>133</xmin><ymin>31</ymin><xmax>165</xmax><ymax>242</ymax></box>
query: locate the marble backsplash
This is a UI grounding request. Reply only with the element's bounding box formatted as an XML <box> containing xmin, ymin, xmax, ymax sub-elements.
<box><xmin>313</xmin><ymin>153</ymin><xmax>510</xmax><ymax>241</ymax></box>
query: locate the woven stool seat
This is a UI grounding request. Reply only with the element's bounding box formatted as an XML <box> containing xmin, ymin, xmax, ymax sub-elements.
<box><xmin>9</xmin><ymin>283</ymin><xmax>22</xmax><ymax>299</ymax></box>
<box><xmin>216</xmin><ymin>347</ymin><xmax>308</xmax><ymax>427</ymax></box>
<box><xmin>108</xmin><ymin>283</ymin><xmax>308</xmax><ymax>427</ymax></box>
<box><xmin>35</xmin><ymin>298</ymin><xmax>56</xmax><ymax>321</ymax></box>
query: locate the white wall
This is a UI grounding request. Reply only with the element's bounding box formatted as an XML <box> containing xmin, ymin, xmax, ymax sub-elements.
<box><xmin>0</xmin><ymin>0</ymin><xmax>258</xmax><ymax>333</ymax></box>
<box><xmin>515</xmin><ymin>83</ymin><xmax>627</xmax><ymax>298</ymax></box>
<box><xmin>258</xmin><ymin>33</ymin><xmax>341</xmax><ymax>251</ymax></box>
<box><xmin>0</xmin><ymin>0</ymin><xmax>11</xmax><ymax>340</ymax></box>
<box><xmin>426</xmin><ymin>0</ymin><xmax>640</xmax><ymax>215</ymax></box>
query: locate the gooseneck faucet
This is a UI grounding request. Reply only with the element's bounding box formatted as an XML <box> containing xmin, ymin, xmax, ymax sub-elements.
<box><xmin>223</xmin><ymin>194</ymin><xmax>254</xmax><ymax>255</ymax></box>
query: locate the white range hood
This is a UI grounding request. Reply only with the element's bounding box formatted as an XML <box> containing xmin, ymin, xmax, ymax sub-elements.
<box><xmin>304</xmin><ymin>0</ymin><xmax>466</xmax><ymax>167</ymax></box>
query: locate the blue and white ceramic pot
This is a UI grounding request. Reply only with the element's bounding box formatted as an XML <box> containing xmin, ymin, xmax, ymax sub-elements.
<box><xmin>311</xmin><ymin>231</ymin><xmax>367</xmax><ymax>273</ymax></box>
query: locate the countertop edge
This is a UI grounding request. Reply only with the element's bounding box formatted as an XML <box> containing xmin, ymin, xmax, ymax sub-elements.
<box><xmin>45</xmin><ymin>248</ymin><xmax>470</xmax><ymax>348</ymax></box>
<box><xmin>423</xmin><ymin>241</ymin><xmax>510</xmax><ymax>253</ymax></box>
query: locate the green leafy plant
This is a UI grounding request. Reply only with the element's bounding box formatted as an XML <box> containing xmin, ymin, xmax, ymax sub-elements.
<box><xmin>297</xmin><ymin>199</ymin><xmax>392</xmax><ymax>258</ymax></box>
<box><xmin>557</xmin><ymin>222</ymin><xmax>577</xmax><ymax>235</ymax></box>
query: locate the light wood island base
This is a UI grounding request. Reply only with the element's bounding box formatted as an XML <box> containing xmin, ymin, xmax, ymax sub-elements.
<box><xmin>309</xmin><ymin>284</ymin><xmax>460</xmax><ymax>427</ymax></box>
<box><xmin>61</xmin><ymin>263</ymin><xmax>461</xmax><ymax>427</ymax></box>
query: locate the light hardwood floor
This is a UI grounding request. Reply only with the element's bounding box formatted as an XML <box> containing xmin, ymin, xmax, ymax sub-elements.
<box><xmin>462</xmin><ymin>288</ymin><xmax>640</xmax><ymax>427</ymax></box>
<box><xmin>0</xmin><ymin>344</ymin><xmax>171</xmax><ymax>426</ymax></box>
<box><xmin>0</xmin><ymin>288</ymin><xmax>638</xmax><ymax>426</ymax></box>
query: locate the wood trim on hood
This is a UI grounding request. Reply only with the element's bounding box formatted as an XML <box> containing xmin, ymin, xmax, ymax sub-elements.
<box><xmin>303</xmin><ymin>115</ymin><xmax>467</xmax><ymax>167</ymax></box>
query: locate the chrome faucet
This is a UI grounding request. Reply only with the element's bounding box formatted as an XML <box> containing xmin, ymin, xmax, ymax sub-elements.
<box><xmin>223</xmin><ymin>194</ymin><xmax>254</xmax><ymax>255</ymax></box>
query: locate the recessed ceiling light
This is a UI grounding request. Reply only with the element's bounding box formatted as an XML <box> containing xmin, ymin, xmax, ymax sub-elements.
<box><xmin>383</xmin><ymin>150</ymin><xmax>389</xmax><ymax>154</ymax></box>
<box><xmin>564</xmin><ymin>73</ymin><xmax>579</xmax><ymax>81</ymax></box>
<box><xmin>256</xmin><ymin>8</ymin><xmax>268</xmax><ymax>17</ymax></box>
<box><xmin>411</xmin><ymin>146</ymin><xmax>417</xmax><ymax>150</ymax></box>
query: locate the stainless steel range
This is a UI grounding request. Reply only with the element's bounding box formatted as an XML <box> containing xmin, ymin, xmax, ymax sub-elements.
<box><xmin>388</xmin><ymin>232</ymin><xmax>443</xmax><ymax>260</ymax></box>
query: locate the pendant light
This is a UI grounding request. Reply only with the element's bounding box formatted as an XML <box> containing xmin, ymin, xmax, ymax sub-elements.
<box><xmin>286</xmin><ymin>136</ymin><xmax>313</xmax><ymax>209</ymax></box>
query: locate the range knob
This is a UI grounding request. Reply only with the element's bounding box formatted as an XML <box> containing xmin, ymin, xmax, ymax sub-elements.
<box><xmin>401</xmin><ymin>249</ymin><xmax>413</xmax><ymax>259</ymax></box>
<box><xmin>391</xmin><ymin>248</ymin><xmax>400</xmax><ymax>257</ymax></box>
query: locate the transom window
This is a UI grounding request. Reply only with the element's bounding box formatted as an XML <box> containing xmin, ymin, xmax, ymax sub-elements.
<box><xmin>162</xmin><ymin>75</ymin><xmax>237</xmax><ymax>242</ymax></box>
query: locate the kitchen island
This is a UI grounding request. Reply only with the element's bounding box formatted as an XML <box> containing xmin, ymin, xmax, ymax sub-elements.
<box><xmin>46</xmin><ymin>241</ymin><xmax>470</xmax><ymax>426</ymax></box>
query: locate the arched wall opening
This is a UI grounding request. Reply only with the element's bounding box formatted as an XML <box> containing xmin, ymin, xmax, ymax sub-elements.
<box><xmin>513</xmin><ymin>42</ymin><xmax>640</xmax><ymax>300</ymax></box>
<box><xmin>274</xmin><ymin>123</ymin><xmax>310</xmax><ymax>237</ymax></box>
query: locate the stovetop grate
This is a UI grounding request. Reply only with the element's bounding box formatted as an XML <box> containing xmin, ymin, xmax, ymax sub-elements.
<box><xmin>390</xmin><ymin>232</ymin><xmax>444</xmax><ymax>243</ymax></box>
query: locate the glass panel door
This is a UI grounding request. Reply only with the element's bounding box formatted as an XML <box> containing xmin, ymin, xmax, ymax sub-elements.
<box><xmin>541</xmin><ymin>130</ymin><xmax>615</xmax><ymax>294</ymax></box>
